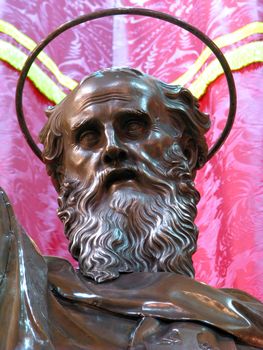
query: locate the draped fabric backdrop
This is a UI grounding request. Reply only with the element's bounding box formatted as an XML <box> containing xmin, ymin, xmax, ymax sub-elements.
<box><xmin>0</xmin><ymin>1</ymin><xmax>262</xmax><ymax>300</ymax></box>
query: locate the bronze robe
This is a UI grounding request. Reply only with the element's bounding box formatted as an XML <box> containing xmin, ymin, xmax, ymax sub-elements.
<box><xmin>1</xmin><ymin>189</ymin><xmax>263</xmax><ymax>350</ymax></box>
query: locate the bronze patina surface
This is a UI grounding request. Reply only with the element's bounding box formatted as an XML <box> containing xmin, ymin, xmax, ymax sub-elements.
<box><xmin>40</xmin><ymin>68</ymin><xmax>210</xmax><ymax>282</ymax></box>
<box><xmin>1</xmin><ymin>68</ymin><xmax>263</xmax><ymax>349</ymax></box>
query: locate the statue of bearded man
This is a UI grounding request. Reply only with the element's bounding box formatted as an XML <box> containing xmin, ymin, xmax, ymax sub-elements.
<box><xmin>41</xmin><ymin>67</ymin><xmax>209</xmax><ymax>284</ymax></box>
<box><xmin>0</xmin><ymin>68</ymin><xmax>263</xmax><ymax>350</ymax></box>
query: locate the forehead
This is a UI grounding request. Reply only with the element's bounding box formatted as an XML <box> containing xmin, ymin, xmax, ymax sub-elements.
<box><xmin>63</xmin><ymin>73</ymin><xmax>163</xmax><ymax>123</ymax></box>
<box><xmin>76</xmin><ymin>72</ymin><xmax>156</xmax><ymax>98</ymax></box>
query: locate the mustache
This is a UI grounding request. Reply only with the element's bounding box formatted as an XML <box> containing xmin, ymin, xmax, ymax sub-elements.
<box><xmin>60</xmin><ymin>163</ymin><xmax>178</xmax><ymax>217</ymax></box>
<box><xmin>97</xmin><ymin>165</ymin><xmax>138</xmax><ymax>187</ymax></box>
<box><xmin>94</xmin><ymin>163</ymin><xmax>175</xmax><ymax>195</ymax></box>
<box><xmin>59</xmin><ymin>163</ymin><xmax>176</xmax><ymax>234</ymax></box>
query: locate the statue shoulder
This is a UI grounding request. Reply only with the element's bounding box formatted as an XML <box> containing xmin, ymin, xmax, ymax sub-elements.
<box><xmin>0</xmin><ymin>188</ymin><xmax>56</xmax><ymax>349</ymax></box>
<box><xmin>221</xmin><ymin>287</ymin><xmax>263</xmax><ymax>304</ymax></box>
<box><xmin>0</xmin><ymin>187</ymin><xmax>49</xmax><ymax>284</ymax></box>
<box><xmin>0</xmin><ymin>187</ymin><xmax>15</xmax><ymax>286</ymax></box>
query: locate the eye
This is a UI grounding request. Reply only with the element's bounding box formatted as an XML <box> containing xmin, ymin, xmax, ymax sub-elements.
<box><xmin>126</xmin><ymin>119</ymin><xmax>145</xmax><ymax>134</ymax></box>
<box><xmin>119</xmin><ymin>112</ymin><xmax>150</xmax><ymax>140</ymax></box>
<box><xmin>77</xmin><ymin>129</ymin><xmax>100</xmax><ymax>149</ymax></box>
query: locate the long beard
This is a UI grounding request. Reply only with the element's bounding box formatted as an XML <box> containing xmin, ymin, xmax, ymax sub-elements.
<box><xmin>58</xmin><ymin>143</ymin><xmax>200</xmax><ymax>283</ymax></box>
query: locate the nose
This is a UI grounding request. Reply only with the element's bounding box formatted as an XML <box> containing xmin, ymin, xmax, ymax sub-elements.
<box><xmin>102</xmin><ymin>127</ymin><xmax>127</xmax><ymax>165</ymax></box>
<box><xmin>103</xmin><ymin>147</ymin><xmax>127</xmax><ymax>164</ymax></box>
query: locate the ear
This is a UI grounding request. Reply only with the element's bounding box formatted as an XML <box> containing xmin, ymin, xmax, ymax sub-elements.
<box><xmin>51</xmin><ymin>164</ymin><xmax>65</xmax><ymax>193</ymax></box>
<box><xmin>181</xmin><ymin>135</ymin><xmax>206</xmax><ymax>174</ymax></box>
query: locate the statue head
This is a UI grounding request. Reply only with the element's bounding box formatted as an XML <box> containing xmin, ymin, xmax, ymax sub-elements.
<box><xmin>40</xmin><ymin>67</ymin><xmax>210</xmax><ymax>282</ymax></box>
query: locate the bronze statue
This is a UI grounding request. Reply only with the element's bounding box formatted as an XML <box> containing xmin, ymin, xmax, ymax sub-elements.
<box><xmin>1</xmin><ymin>67</ymin><xmax>263</xmax><ymax>350</ymax></box>
<box><xmin>1</xmin><ymin>8</ymin><xmax>262</xmax><ymax>350</ymax></box>
<box><xmin>41</xmin><ymin>68</ymin><xmax>209</xmax><ymax>283</ymax></box>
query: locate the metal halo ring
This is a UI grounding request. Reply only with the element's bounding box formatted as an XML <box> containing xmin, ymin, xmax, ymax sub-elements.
<box><xmin>15</xmin><ymin>7</ymin><xmax>236</xmax><ymax>162</ymax></box>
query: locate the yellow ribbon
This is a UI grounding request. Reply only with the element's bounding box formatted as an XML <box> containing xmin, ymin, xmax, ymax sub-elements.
<box><xmin>0</xmin><ymin>19</ymin><xmax>78</xmax><ymax>90</ymax></box>
<box><xmin>0</xmin><ymin>39</ymin><xmax>66</xmax><ymax>103</ymax></box>
<box><xmin>172</xmin><ymin>21</ymin><xmax>263</xmax><ymax>86</ymax></box>
<box><xmin>189</xmin><ymin>41</ymin><xmax>263</xmax><ymax>98</ymax></box>
<box><xmin>0</xmin><ymin>19</ymin><xmax>262</xmax><ymax>102</ymax></box>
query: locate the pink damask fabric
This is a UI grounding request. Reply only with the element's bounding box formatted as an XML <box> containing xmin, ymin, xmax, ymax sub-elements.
<box><xmin>0</xmin><ymin>1</ymin><xmax>262</xmax><ymax>300</ymax></box>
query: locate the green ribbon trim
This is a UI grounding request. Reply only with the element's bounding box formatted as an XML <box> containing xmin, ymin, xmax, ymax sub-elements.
<box><xmin>0</xmin><ymin>39</ymin><xmax>66</xmax><ymax>103</ymax></box>
<box><xmin>0</xmin><ymin>18</ymin><xmax>263</xmax><ymax>103</ymax></box>
<box><xmin>0</xmin><ymin>19</ymin><xmax>78</xmax><ymax>91</ymax></box>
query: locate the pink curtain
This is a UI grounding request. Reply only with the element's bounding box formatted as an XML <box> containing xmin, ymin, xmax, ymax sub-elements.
<box><xmin>0</xmin><ymin>0</ymin><xmax>262</xmax><ymax>300</ymax></box>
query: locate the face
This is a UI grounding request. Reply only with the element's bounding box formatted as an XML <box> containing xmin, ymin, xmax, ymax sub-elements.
<box><xmin>55</xmin><ymin>70</ymin><xmax>200</xmax><ymax>283</ymax></box>
<box><xmin>61</xmin><ymin>71</ymin><xmax>183</xmax><ymax>202</ymax></box>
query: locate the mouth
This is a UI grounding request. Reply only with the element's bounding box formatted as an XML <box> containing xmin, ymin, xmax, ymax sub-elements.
<box><xmin>104</xmin><ymin>168</ymin><xmax>137</xmax><ymax>190</ymax></box>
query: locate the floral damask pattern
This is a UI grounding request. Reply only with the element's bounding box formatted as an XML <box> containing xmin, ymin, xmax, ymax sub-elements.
<box><xmin>0</xmin><ymin>0</ymin><xmax>262</xmax><ymax>299</ymax></box>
